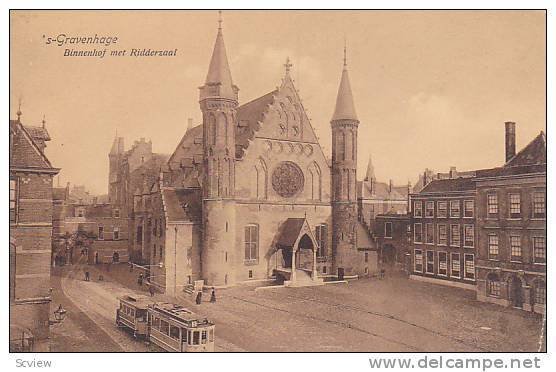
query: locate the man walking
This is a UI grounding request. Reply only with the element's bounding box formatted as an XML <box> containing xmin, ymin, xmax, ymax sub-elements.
<box><xmin>84</xmin><ymin>271</ymin><xmax>90</xmax><ymax>281</ymax></box>
<box><xmin>210</xmin><ymin>287</ymin><xmax>216</xmax><ymax>303</ymax></box>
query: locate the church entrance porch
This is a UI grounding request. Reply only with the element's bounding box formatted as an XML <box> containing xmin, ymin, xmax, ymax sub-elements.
<box><xmin>273</xmin><ymin>218</ymin><xmax>324</xmax><ymax>287</ymax></box>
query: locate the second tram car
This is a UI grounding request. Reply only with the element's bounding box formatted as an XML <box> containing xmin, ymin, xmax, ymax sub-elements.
<box><xmin>147</xmin><ymin>303</ymin><xmax>215</xmax><ymax>352</ymax></box>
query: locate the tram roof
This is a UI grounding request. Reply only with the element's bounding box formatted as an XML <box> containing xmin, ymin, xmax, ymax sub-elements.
<box><xmin>118</xmin><ymin>294</ymin><xmax>154</xmax><ymax>308</ymax></box>
<box><xmin>150</xmin><ymin>303</ymin><xmax>213</xmax><ymax>325</ymax></box>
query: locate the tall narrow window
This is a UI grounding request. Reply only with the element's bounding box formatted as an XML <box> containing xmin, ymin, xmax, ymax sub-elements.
<box><xmin>426</xmin><ymin>250</ymin><xmax>434</xmax><ymax>274</ymax></box>
<box><xmin>509</xmin><ymin>193</ymin><xmax>521</xmax><ymax>218</ymax></box>
<box><xmin>488</xmin><ymin>234</ymin><xmax>499</xmax><ymax>260</ymax></box>
<box><xmin>487</xmin><ymin>273</ymin><xmax>501</xmax><ymax>297</ymax></box>
<box><xmin>316</xmin><ymin>224</ymin><xmax>327</xmax><ymax>257</ymax></box>
<box><xmin>534</xmin><ymin>280</ymin><xmax>546</xmax><ymax>305</ymax></box>
<box><xmin>414</xmin><ymin>223</ymin><xmax>422</xmax><ymax>243</ymax></box>
<box><xmin>98</xmin><ymin>226</ymin><xmax>104</xmax><ymax>240</ymax></box>
<box><xmin>450</xmin><ymin>224</ymin><xmax>461</xmax><ymax>247</ymax></box>
<box><xmin>510</xmin><ymin>235</ymin><xmax>522</xmax><ymax>261</ymax></box>
<box><xmin>438</xmin><ymin>252</ymin><xmax>448</xmax><ymax>276</ymax></box>
<box><xmin>414</xmin><ymin>249</ymin><xmax>423</xmax><ymax>272</ymax></box>
<box><xmin>425</xmin><ymin>223</ymin><xmax>434</xmax><ymax>244</ymax></box>
<box><xmin>487</xmin><ymin>193</ymin><xmax>498</xmax><ymax>215</ymax></box>
<box><xmin>533</xmin><ymin>237</ymin><xmax>546</xmax><ymax>264</ymax></box>
<box><xmin>450</xmin><ymin>253</ymin><xmax>461</xmax><ymax>278</ymax></box>
<box><xmin>9</xmin><ymin>243</ymin><xmax>16</xmax><ymax>300</ymax></box>
<box><xmin>437</xmin><ymin>201</ymin><xmax>447</xmax><ymax>218</ymax></box>
<box><xmin>10</xmin><ymin>178</ymin><xmax>17</xmax><ymax>223</ymax></box>
<box><xmin>464</xmin><ymin>254</ymin><xmax>475</xmax><ymax>280</ymax></box>
<box><xmin>463</xmin><ymin>225</ymin><xmax>474</xmax><ymax>247</ymax></box>
<box><xmin>464</xmin><ymin>200</ymin><xmax>474</xmax><ymax>218</ymax></box>
<box><xmin>437</xmin><ymin>224</ymin><xmax>447</xmax><ymax>246</ymax></box>
<box><xmin>244</xmin><ymin>224</ymin><xmax>259</xmax><ymax>261</ymax></box>
<box><xmin>113</xmin><ymin>227</ymin><xmax>120</xmax><ymax>241</ymax></box>
<box><xmin>414</xmin><ymin>201</ymin><xmax>422</xmax><ymax>218</ymax></box>
<box><xmin>450</xmin><ymin>200</ymin><xmax>460</xmax><ymax>218</ymax></box>
<box><xmin>384</xmin><ymin>222</ymin><xmax>393</xmax><ymax>238</ymax></box>
<box><xmin>532</xmin><ymin>192</ymin><xmax>545</xmax><ymax>218</ymax></box>
<box><xmin>425</xmin><ymin>201</ymin><xmax>434</xmax><ymax>217</ymax></box>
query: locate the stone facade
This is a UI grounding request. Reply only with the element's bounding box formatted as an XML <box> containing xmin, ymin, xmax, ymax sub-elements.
<box><xmin>116</xmin><ymin>22</ymin><xmax>379</xmax><ymax>294</ymax></box>
<box><xmin>10</xmin><ymin>118</ymin><xmax>60</xmax><ymax>352</ymax></box>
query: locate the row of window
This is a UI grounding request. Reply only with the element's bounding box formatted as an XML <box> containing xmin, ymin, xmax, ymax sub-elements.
<box><xmin>487</xmin><ymin>191</ymin><xmax>545</xmax><ymax>219</ymax></box>
<box><xmin>98</xmin><ymin>226</ymin><xmax>120</xmax><ymax>240</ymax></box>
<box><xmin>414</xmin><ymin>200</ymin><xmax>474</xmax><ymax>219</ymax></box>
<box><xmin>414</xmin><ymin>250</ymin><xmax>475</xmax><ymax>280</ymax></box>
<box><xmin>487</xmin><ymin>234</ymin><xmax>546</xmax><ymax>263</ymax></box>
<box><xmin>150</xmin><ymin>316</ymin><xmax>213</xmax><ymax>345</ymax></box>
<box><xmin>414</xmin><ymin>223</ymin><xmax>474</xmax><ymax>248</ymax></box>
<box><xmin>486</xmin><ymin>273</ymin><xmax>545</xmax><ymax>304</ymax></box>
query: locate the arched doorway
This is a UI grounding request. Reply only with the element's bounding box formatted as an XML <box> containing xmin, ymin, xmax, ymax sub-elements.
<box><xmin>508</xmin><ymin>276</ymin><xmax>524</xmax><ymax>308</ymax></box>
<box><xmin>113</xmin><ymin>251</ymin><xmax>120</xmax><ymax>263</ymax></box>
<box><xmin>296</xmin><ymin>234</ymin><xmax>314</xmax><ymax>270</ymax></box>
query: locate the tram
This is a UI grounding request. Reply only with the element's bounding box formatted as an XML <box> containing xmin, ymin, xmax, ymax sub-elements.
<box><xmin>115</xmin><ymin>295</ymin><xmax>153</xmax><ymax>338</ymax></box>
<box><xmin>147</xmin><ymin>303</ymin><xmax>215</xmax><ymax>352</ymax></box>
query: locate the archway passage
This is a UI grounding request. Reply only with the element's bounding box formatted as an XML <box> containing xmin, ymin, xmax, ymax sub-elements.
<box><xmin>509</xmin><ymin>276</ymin><xmax>524</xmax><ymax>308</ymax></box>
<box><xmin>296</xmin><ymin>234</ymin><xmax>314</xmax><ymax>271</ymax></box>
<box><xmin>382</xmin><ymin>244</ymin><xmax>396</xmax><ymax>266</ymax></box>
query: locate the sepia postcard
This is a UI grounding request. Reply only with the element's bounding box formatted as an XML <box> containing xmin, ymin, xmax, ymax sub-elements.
<box><xmin>6</xmin><ymin>6</ymin><xmax>550</xmax><ymax>370</ymax></box>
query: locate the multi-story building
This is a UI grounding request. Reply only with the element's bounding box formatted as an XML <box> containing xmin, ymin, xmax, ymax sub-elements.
<box><xmin>61</xmin><ymin>202</ymin><xmax>130</xmax><ymax>264</ymax></box>
<box><xmin>475</xmin><ymin>123</ymin><xmax>546</xmax><ymax>313</ymax></box>
<box><xmin>357</xmin><ymin>155</ymin><xmax>410</xmax><ymax>226</ymax></box>
<box><xmin>10</xmin><ymin>114</ymin><xmax>60</xmax><ymax>351</ymax></box>
<box><xmin>409</xmin><ymin>175</ymin><xmax>477</xmax><ymax>289</ymax></box>
<box><xmin>373</xmin><ymin>213</ymin><xmax>411</xmax><ymax>270</ymax></box>
<box><xmin>120</xmin><ymin>19</ymin><xmax>378</xmax><ymax>294</ymax></box>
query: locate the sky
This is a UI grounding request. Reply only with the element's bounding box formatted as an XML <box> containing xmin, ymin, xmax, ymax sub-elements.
<box><xmin>10</xmin><ymin>10</ymin><xmax>546</xmax><ymax>195</ymax></box>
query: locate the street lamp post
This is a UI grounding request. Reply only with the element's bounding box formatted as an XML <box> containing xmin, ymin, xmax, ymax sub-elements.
<box><xmin>49</xmin><ymin>304</ymin><xmax>67</xmax><ymax>325</ymax></box>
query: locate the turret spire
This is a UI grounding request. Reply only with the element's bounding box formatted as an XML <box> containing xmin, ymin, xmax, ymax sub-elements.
<box><xmin>16</xmin><ymin>97</ymin><xmax>22</xmax><ymax>123</ymax></box>
<box><xmin>331</xmin><ymin>46</ymin><xmax>358</xmax><ymax>122</ymax></box>
<box><xmin>365</xmin><ymin>154</ymin><xmax>375</xmax><ymax>181</ymax></box>
<box><xmin>202</xmin><ymin>11</ymin><xmax>237</xmax><ymax>101</ymax></box>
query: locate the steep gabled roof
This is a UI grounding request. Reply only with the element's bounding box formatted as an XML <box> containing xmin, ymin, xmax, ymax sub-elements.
<box><xmin>505</xmin><ymin>131</ymin><xmax>546</xmax><ymax>167</ymax></box>
<box><xmin>235</xmin><ymin>90</ymin><xmax>277</xmax><ymax>158</ymax></box>
<box><xmin>10</xmin><ymin>120</ymin><xmax>54</xmax><ymax>169</ymax></box>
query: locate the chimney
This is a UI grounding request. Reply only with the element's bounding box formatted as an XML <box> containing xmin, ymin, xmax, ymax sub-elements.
<box><xmin>505</xmin><ymin>121</ymin><xmax>516</xmax><ymax>162</ymax></box>
<box><xmin>389</xmin><ymin>179</ymin><xmax>393</xmax><ymax>193</ymax></box>
<box><xmin>423</xmin><ymin>171</ymin><xmax>428</xmax><ymax>186</ymax></box>
<box><xmin>449</xmin><ymin>166</ymin><xmax>457</xmax><ymax>178</ymax></box>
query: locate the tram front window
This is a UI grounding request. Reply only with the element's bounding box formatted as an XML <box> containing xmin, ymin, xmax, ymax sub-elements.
<box><xmin>181</xmin><ymin>330</ymin><xmax>188</xmax><ymax>344</ymax></box>
<box><xmin>209</xmin><ymin>328</ymin><xmax>214</xmax><ymax>342</ymax></box>
<box><xmin>201</xmin><ymin>330</ymin><xmax>207</xmax><ymax>344</ymax></box>
<box><xmin>193</xmin><ymin>331</ymin><xmax>200</xmax><ymax>345</ymax></box>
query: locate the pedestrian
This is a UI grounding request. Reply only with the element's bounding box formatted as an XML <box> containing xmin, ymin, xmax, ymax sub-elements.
<box><xmin>84</xmin><ymin>271</ymin><xmax>90</xmax><ymax>281</ymax></box>
<box><xmin>129</xmin><ymin>263</ymin><xmax>133</xmax><ymax>272</ymax></box>
<box><xmin>195</xmin><ymin>291</ymin><xmax>202</xmax><ymax>305</ymax></box>
<box><xmin>380</xmin><ymin>268</ymin><xmax>385</xmax><ymax>280</ymax></box>
<box><xmin>138</xmin><ymin>273</ymin><xmax>143</xmax><ymax>286</ymax></box>
<box><xmin>210</xmin><ymin>287</ymin><xmax>216</xmax><ymax>303</ymax></box>
<box><xmin>149</xmin><ymin>285</ymin><xmax>155</xmax><ymax>297</ymax></box>
<box><xmin>98</xmin><ymin>274</ymin><xmax>104</xmax><ymax>281</ymax></box>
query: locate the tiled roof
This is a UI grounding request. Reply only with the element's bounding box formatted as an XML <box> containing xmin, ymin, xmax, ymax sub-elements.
<box><xmin>275</xmin><ymin>218</ymin><xmax>306</xmax><ymax>248</ymax></box>
<box><xmin>235</xmin><ymin>90</ymin><xmax>277</xmax><ymax>158</ymax></box>
<box><xmin>419</xmin><ymin>177</ymin><xmax>476</xmax><ymax>194</ymax></box>
<box><xmin>162</xmin><ymin>188</ymin><xmax>201</xmax><ymax>222</ymax></box>
<box><xmin>506</xmin><ymin>131</ymin><xmax>546</xmax><ymax>167</ymax></box>
<box><xmin>23</xmin><ymin>125</ymin><xmax>51</xmax><ymax>142</ymax></box>
<box><xmin>9</xmin><ymin>120</ymin><xmax>53</xmax><ymax>169</ymax></box>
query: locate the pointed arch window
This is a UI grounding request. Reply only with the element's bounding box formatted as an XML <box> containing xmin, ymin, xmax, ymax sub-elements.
<box><xmin>308</xmin><ymin>162</ymin><xmax>322</xmax><ymax>201</ymax></box>
<box><xmin>255</xmin><ymin>158</ymin><xmax>268</xmax><ymax>200</ymax></box>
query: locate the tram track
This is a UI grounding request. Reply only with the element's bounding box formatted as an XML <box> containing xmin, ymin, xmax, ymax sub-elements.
<box><xmin>226</xmin><ymin>294</ymin><xmax>422</xmax><ymax>351</ymax></box>
<box><xmin>270</xmin><ymin>291</ymin><xmax>492</xmax><ymax>352</ymax></box>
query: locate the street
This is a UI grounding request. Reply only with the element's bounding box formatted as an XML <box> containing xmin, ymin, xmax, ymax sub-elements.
<box><xmin>50</xmin><ymin>263</ymin><xmax>543</xmax><ymax>352</ymax></box>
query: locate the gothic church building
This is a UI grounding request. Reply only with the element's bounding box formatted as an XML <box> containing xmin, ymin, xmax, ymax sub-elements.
<box><xmin>113</xmin><ymin>21</ymin><xmax>377</xmax><ymax>293</ymax></box>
